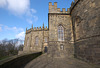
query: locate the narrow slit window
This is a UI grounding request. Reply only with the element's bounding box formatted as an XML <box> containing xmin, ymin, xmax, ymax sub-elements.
<box><xmin>35</xmin><ymin>36</ymin><xmax>39</xmax><ymax>45</ymax></box>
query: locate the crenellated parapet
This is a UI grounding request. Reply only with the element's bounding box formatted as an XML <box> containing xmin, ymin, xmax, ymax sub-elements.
<box><xmin>26</xmin><ymin>24</ymin><xmax>48</xmax><ymax>34</ymax></box>
<box><xmin>49</xmin><ymin>0</ymin><xmax>80</xmax><ymax>14</ymax></box>
<box><xmin>49</xmin><ymin>2</ymin><xmax>70</xmax><ymax>14</ymax></box>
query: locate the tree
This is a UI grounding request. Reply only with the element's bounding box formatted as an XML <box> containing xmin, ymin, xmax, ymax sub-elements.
<box><xmin>0</xmin><ymin>38</ymin><xmax>24</xmax><ymax>59</ymax></box>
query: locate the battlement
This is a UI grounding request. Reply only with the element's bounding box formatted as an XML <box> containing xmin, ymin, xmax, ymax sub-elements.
<box><xmin>26</xmin><ymin>24</ymin><xmax>48</xmax><ymax>34</ymax></box>
<box><xmin>32</xmin><ymin>26</ymin><xmax>48</xmax><ymax>31</ymax></box>
<box><xmin>49</xmin><ymin>0</ymin><xmax>80</xmax><ymax>14</ymax></box>
<box><xmin>49</xmin><ymin>2</ymin><xmax>70</xmax><ymax>14</ymax></box>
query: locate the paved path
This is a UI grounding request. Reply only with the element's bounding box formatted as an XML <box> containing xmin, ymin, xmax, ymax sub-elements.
<box><xmin>24</xmin><ymin>54</ymin><xmax>98</xmax><ymax>68</ymax></box>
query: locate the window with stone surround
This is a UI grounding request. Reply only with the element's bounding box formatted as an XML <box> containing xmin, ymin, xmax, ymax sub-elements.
<box><xmin>35</xmin><ymin>36</ymin><xmax>39</xmax><ymax>45</ymax></box>
<box><xmin>58</xmin><ymin>25</ymin><xmax>64</xmax><ymax>41</ymax></box>
<box><xmin>60</xmin><ymin>44</ymin><xmax>64</xmax><ymax>50</ymax></box>
<box><xmin>52</xmin><ymin>7</ymin><xmax>54</xmax><ymax>11</ymax></box>
<box><xmin>44</xmin><ymin>37</ymin><xmax>48</xmax><ymax>42</ymax></box>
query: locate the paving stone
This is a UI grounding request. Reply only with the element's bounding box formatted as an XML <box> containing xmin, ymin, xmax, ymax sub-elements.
<box><xmin>24</xmin><ymin>54</ymin><xmax>98</xmax><ymax>68</ymax></box>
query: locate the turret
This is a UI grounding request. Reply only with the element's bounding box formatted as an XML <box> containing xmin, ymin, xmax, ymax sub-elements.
<box><xmin>37</xmin><ymin>27</ymin><xmax>39</xmax><ymax>30</ymax></box>
<box><xmin>34</xmin><ymin>27</ymin><xmax>36</xmax><ymax>30</ymax></box>
<box><xmin>39</xmin><ymin>26</ymin><xmax>42</xmax><ymax>30</ymax></box>
<box><xmin>67</xmin><ymin>8</ymin><xmax>70</xmax><ymax>12</ymax></box>
<box><xmin>32</xmin><ymin>24</ymin><xmax>33</xmax><ymax>29</ymax></box>
<box><xmin>62</xmin><ymin>8</ymin><xmax>66</xmax><ymax>13</ymax></box>
<box><xmin>49</xmin><ymin>2</ymin><xmax>57</xmax><ymax>13</ymax></box>
<box><xmin>26</xmin><ymin>27</ymin><xmax>27</xmax><ymax>31</ymax></box>
<box><xmin>42</xmin><ymin>23</ymin><xmax>44</xmax><ymax>29</ymax></box>
<box><xmin>26</xmin><ymin>27</ymin><xmax>27</xmax><ymax>33</ymax></box>
<box><xmin>45</xmin><ymin>26</ymin><xmax>48</xmax><ymax>30</ymax></box>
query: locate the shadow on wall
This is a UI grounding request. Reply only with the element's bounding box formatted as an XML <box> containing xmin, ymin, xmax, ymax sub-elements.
<box><xmin>0</xmin><ymin>52</ymin><xmax>42</xmax><ymax>68</ymax></box>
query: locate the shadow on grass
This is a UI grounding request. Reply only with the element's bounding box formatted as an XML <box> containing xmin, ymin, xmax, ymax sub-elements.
<box><xmin>0</xmin><ymin>52</ymin><xmax>42</xmax><ymax>68</ymax></box>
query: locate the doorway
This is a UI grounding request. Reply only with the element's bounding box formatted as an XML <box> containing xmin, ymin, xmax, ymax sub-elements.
<box><xmin>44</xmin><ymin>46</ymin><xmax>48</xmax><ymax>53</ymax></box>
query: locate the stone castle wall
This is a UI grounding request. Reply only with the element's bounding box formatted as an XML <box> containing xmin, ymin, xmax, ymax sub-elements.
<box><xmin>71</xmin><ymin>0</ymin><xmax>100</xmax><ymax>63</ymax></box>
<box><xmin>19</xmin><ymin>0</ymin><xmax>100</xmax><ymax>64</ymax></box>
<box><xmin>48</xmin><ymin>2</ymin><xmax>74</xmax><ymax>58</ymax></box>
<box><xmin>22</xmin><ymin>26</ymin><xmax>49</xmax><ymax>54</ymax></box>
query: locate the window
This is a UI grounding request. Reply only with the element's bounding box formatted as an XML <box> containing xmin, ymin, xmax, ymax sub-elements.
<box><xmin>44</xmin><ymin>37</ymin><xmax>48</xmax><ymax>42</ymax></box>
<box><xmin>27</xmin><ymin>37</ymin><xmax>29</xmax><ymax>46</ymax></box>
<box><xmin>52</xmin><ymin>7</ymin><xmax>54</xmax><ymax>11</ymax></box>
<box><xmin>35</xmin><ymin>36</ymin><xmax>39</xmax><ymax>45</ymax></box>
<box><xmin>58</xmin><ymin>25</ymin><xmax>64</xmax><ymax>41</ymax></box>
<box><xmin>60</xmin><ymin>44</ymin><xmax>64</xmax><ymax>50</ymax></box>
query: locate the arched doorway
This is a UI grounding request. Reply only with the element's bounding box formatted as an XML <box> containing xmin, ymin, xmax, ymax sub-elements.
<box><xmin>44</xmin><ymin>46</ymin><xmax>48</xmax><ymax>53</ymax></box>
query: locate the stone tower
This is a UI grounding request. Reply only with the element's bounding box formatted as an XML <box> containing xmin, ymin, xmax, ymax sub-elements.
<box><xmin>48</xmin><ymin>2</ymin><xmax>74</xmax><ymax>58</ymax></box>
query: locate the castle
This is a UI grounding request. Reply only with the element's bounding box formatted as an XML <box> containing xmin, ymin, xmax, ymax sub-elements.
<box><xmin>19</xmin><ymin>0</ymin><xmax>100</xmax><ymax>64</ymax></box>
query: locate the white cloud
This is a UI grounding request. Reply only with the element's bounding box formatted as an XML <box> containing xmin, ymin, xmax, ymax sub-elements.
<box><xmin>26</xmin><ymin>15</ymin><xmax>38</xmax><ymax>24</ymax></box>
<box><xmin>33</xmin><ymin>16</ymin><xmax>38</xmax><ymax>22</ymax></box>
<box><xmin>0</xmin><ymin>0</ymin><xmax>7</xmax><ymax>8</ymax></box>
<box><xmin>5</xmin><ymin>25</ymin><xmax>25</xmax><ymax>40</ymax></box>
<box><xmin>0</xmin><ymin>0</ymin><xmax>30</xmax><ymax>15</ymax></box>
<box><xmin>0</xmin><ymin>24</ymin><xmax>2</xmax><ymax>32</ymax></box>
<box><xmin>16</xmin><ymin>31</ymin><xmax>25</xmax><ymax>40</ymax></box>
<box><xmin>0</xmin><ymin>27</ymin><xmax>2</xmax><ymax>32</ymax></box>
<box><xmin>0</xmin><ymin>0</ymin><xmax>38</xmax><ymax>23</ymax></box>
<box><xmin>27</xmin><ymin>19</ymin><xmax>33</xmax><ymax>24</ymax></box>
<box><xmin>4</xmin><ymin>26</ymin><xmax>24</xmax><ymax>33</ymax></box>
<box><xmin>7</xmin><ymin>0</ymin><xmax>30</xmax><ymax>15</ymax></box>
<box><xmin>0</xmin><ymin>24</ymin><xmax>2</xmax><ymax>26</ymax></box>
<box><xmin>31</xmin><ymin>8</ymin><xmax>37</xmax><ymax>13</ymax></box>
<box><xmin>0</xmin><ymin>24</ymin><xmax>25</xmax><ymax>40</ymax></box>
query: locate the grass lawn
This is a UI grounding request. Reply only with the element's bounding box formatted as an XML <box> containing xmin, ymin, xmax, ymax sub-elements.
<box><xmin>0</xmin><ymin>56</ymin><xmax>10</xmax><ymax>60</ymax></box>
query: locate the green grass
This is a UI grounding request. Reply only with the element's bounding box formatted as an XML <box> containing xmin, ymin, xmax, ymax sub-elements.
<box><xmin>0</xmin><ymin>56</ymin><xmax>10</xmax><ymax>60</ymax></box>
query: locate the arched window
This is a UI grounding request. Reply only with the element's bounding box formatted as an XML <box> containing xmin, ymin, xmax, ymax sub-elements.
<box><xmin>44</xmin><ymin>37</ymin><xmax>48</xmax><ymax>42</ymax></box>
<box><xmin>58</xmin><ymin>25</ymin><xmax>64</xmax><ymax>41</ymax></box>
<box><xmin>35</xmin><ymin>36</ymin><xmax>39</xmax><ymax>45</ymax></box>
<box><xmin>27</xmin><ymin>37</ymin><xmax>29</xmax><ymax>46</ymax></box>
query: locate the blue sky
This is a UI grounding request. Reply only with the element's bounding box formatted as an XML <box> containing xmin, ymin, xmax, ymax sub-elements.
<box><xmin>0</xmin><ymin>0</ymin><xmax>74</xmax><ymax>40</ymax></box>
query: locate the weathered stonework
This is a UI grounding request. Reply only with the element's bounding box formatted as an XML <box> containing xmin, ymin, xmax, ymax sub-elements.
<box><xmin>24</xmin><ymin>25</ymin><xmax>49</xmax><ymax>52</ymax></box>
<box><xmin>71</xmin><ymin>0</ymin><xmax>100</xmax><ymax>64</ymax></box>
<box><xmin>19</xmin><ymin>0</ymin><xmax>100</xmax><ymax>64</ymax></box>
<box><xmin>48</xmin><ymin>3</ymin><xmax>74</xmax><ymax>57</ymax></box>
